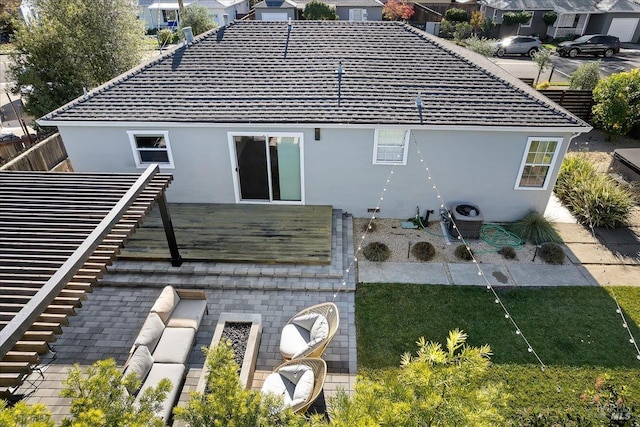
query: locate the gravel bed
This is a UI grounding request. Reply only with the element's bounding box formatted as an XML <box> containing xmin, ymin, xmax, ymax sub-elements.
<box><xmin>353</xmin><ymin>218</ymin><xmax>547</xmax><ymax>265</ymax></box>
<box><xmin>221</xmin><ymin>322</ymin><xmax>251</xmax><ymax>370</ymax></box>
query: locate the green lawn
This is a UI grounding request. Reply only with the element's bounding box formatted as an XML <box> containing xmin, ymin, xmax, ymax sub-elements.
<box><xmin>356</xmin><ymin>284</ymin><xmax>640</xmax><ymax>418</ymax></box>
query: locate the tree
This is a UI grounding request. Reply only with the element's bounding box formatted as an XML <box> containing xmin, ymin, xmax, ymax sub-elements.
<box><xmin>59</xmin><ymin>358</ymin><xmax>170</xmax><ymax>427</ymax></box>
<box><xmin>9</xmin><ymin>0</ymin><xmax>145</xmax><ymax>119</ymax></box>
<box><xmin>179</xmin><ymin>5</ymin><xmax>217</xmax><ymax>37</ymax></box>
<box><xmin>0</xmin><ymin>400</ymin><xmax>54</xmax><ymax>427</ymax></box>
<box><xmin>325</xmin><ymin>330</ymin><xmax>507</xmax><ymax>426</ymax></box>
<box><xmin>569</xmin><ymin>61</ymin><xmax>601</xmax><ymax>90</ymax></box>
<box><xmin>0</xmin><ymin>0</ymin><xmax>20</xmax><ymax>42</ymax></box>
<box><xmin>302</xmin><ymin>0</ymin><xmax>338</xmax><ymax>20</ymax></box>
<box><xmin>470</xmin><ymin>11</ymin><xmax>485</xmax><ymax>36</ymax></box>
<box><xmin>382</xmin><ymin>0</ymin><xmax>415</xmax><ymax>21</ymax></box>
<box><xmin>592</xmin><ymin>69</ymin><xmax>640</xmax><ymax>138</ymax></box>
<box><xmin>532</xmin><ymin>48</ymin><xmax>552</xmax><ymax>86</ymax></box>
<box><xmin>174</xmin><ymin>342</ymin><xmax>314</xmax><ymax>427</ymax></box>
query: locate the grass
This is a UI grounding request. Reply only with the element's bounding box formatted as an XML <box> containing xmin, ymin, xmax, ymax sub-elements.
<box><xmin>356</xmin><ymin>284</ymin><xmax>640</xmax><ymax>418</ymax></box>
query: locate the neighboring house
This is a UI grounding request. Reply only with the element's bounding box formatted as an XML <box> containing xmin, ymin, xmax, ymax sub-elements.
<box><xmin>254</xmin><ymin>0</ymin><xmax>383</xmax><ymax>21</ymax></box>
<box><xmin>479</xmin><ymin>0</ymin><xmax>640</xmax><ymax>42</ymax></box>
<box><xmin>138</xmin><ymin>0</ymin><xmax>250</xmax><ymax>30</ymax></box>
<box><xmin>38</xmin><ymin>21</ymin><xmax>591</xmax><ymax>221</ymax></box>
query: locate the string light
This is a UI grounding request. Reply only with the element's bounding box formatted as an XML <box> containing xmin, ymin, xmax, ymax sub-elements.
<box><xmin>410</xmin><ymin>131</ymin><xmax>548</xmax><ymax>372</ymax></box>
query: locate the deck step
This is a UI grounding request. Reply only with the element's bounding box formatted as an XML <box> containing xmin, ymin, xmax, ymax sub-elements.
<box><xmin>0</xmin><ymin>373</ymin><xmax>27</xmax><ymax>387</ymax></box>
<box><xmin>2</xmin><ymin>351</ymin><xmax>39</xmax><ymax>364</ymax></box>
<box><xmin>12</xmin><ymin>341</ymin><xmax>48</xmax><ymax>354</ymax></box>
<box><xmin>0</xmin><ymin>361</ymin><xmax>31</xmax><ymax>374</ymax></box>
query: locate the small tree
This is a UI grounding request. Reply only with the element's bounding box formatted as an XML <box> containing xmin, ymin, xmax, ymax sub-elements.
<box><xmin>532</xmin><ymin>48</ymin><xmax>552</xmax><ymax>86</ymax></box>
<box><xmin>179</xmin><ymin>4</ymin><xmax>217</xmax><ymax>37</ymax></box>
<box><xmin>325</xmin><ymin>330</ymin><xmax>507</xmax><ymax>426</ymax></box>
<box><xmin>303</xmin><ymin>0</ymin><xmax>338</xmax><ymax>20</ymax></box>
<box><xmin>445</xmin><ymin>7</ymin><xmax>469</xmax><ymax>23</ymax></box>
<box><xmin>453</xmin><ymin>22</ymin><xmax>473</xmax><ymax>41</ymax></box>
<box><xmin>542</xmin><ymin>10</ymin><xmax>558</xmax><ymax>26</ymax></box>
<box><xmin>382</xmin><ymin>0</ymin><xmax>414</xmax><ymax>21</ymax></box>
<box><xmin>470</xmin><ymin>11</ymin><xmax>485</xmax><ymax>35</ymax></box>
<box><xmin>59</xmin><ymin>358</ymin><xmax>170</xmax><ymax>427</ymax></box>
<box><xmin>592</xmin><ymin>69</ymin><xmax>640</xmax><ymax>138</ymax></box>
<box><xmin>569</xmin><ymin>61</ymin><xmax>601</xmax><ymax>90</ymax></box>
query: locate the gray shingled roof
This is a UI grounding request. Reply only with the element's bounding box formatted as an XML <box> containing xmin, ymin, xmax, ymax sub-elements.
<box><xmin>479</xmin><ymin>0</ymin><xmax>640</xmax><ymax>12</ymax></box>
<box><xmin>40</xmin><ymin>21</ymin><xmax>586</xmax><ymax>127</ymax></box>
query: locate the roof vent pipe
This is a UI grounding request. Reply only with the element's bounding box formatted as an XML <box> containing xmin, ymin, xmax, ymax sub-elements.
<box><xmin>183</xmin><ymin>26</ymin><xmax>194</xmax><ymax>43</ymax></box>
<box><xmin>416</xmin><ymin>93</ymin><xmax>423</xmax><ymax>124</ymax></box>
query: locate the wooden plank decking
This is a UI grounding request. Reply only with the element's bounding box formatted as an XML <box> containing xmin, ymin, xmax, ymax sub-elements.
<box><xmin>119</xmin><ymin>204</ymin><xmax>333</xmax><ymax>264</ymax></box>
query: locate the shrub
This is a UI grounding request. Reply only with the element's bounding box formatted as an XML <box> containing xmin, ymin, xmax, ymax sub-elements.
<box><xmin>454</xmin><ymin>244</ymin><xmax>474</xmax><ymax>261</ymax></box>
<box><xmin>445</xmin><ymin>8</ymin><xmax>469</xmax><ymax>22</ymax></box>
<box><xmin>556</xmin><ymin>155</ymin><xmax>632</xmax><ymax>228</ymax></box>
<box><xmin>158</xmin><ymin>29</ymin><xmax>174</xmax><ymax>46</ymax></box>
<box><xmin>363</xmin><ymin>242</ymin><xmax>391</xmax><ymax>262</ymax></box>
<box><xmin>592</xmin><ymin>69</ymin><xmax>640</xmax><ymax>138</ymax></box>
<box><xmin>361</xmin><ymin>220</ymin><xmax>377</xmax><ymax>233</ymax></box>
<box><xmin>412</xmin><ymin>241</ymin><xmax>436</xmax><ymax>261</ymax></box>
<box><xmin>453</xmin><ymin>22</ymin><xmax>473</xmax><ymax>41</ymax></box>
<box><xmin>502</xmin><ymin>11</ymin><xmax>532</xmax><ymax>26</ymax></box>
<box><xmin>463</xmin><ymin>36</ymin><xmax>496</xmax><ymax>57</ymax></box>
<box><xmin>538</xmin><ymin>242</ymin><xmax>565</xmax><ymax>264</ymax></box>
<box><xmin>542</xmin><ymin>11</ymin><xmax>557</xmax><ymax>26</ymax></box>
<box><xmin>569</xmin><ymin>61</ymin><xmax>601</xmax><ymax>90</ymax></box>
<box><xmin>179</xmin><ymin>4</ymin><xmax>217</xmax><ymax>36</ymax></box>
<box><xmin>439</xmin><ymin>19</ymin><xmax>455</xmax><ymax>38</ymax></box>
<box><xmin>470</xmin><ymin>11</ymin><xmax>485</xmax><ymax>34</ymax></box>
<box><xmin>508</xmin><ymin>211</ymin><xmax>562</xmax><ymax>245</ymax></box>
<box><xmin>498</xmin><ymin>245</ymin><xmax>517</xmax><ymax>260</ymax></box>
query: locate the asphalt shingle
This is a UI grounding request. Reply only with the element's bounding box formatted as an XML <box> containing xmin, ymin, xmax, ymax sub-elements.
<box><xmin>41</xmin><ymin>21</ymin><xmax>585</xmax><ymax>127</ymax></box>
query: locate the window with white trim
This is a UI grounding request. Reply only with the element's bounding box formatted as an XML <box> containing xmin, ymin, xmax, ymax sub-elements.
<box><xmin>349</xmin><ymin>8</ymin><xmax>367</xmax><ymax>21</ymax></box>
<box><xmin>373</xmin><ymin>129</ymin><xmax>409</xmax><ymax>165</ymax></box>
<box><xmin>558</xmin><ymin>13</ymin><xmax>576</xmax><ymax>28</ymax></box>
<box><xmin>127</xmin><ymin>130</ymin><xmax>175</xmax><ymax>169</ymax></box>
<box><xmin>515</xmin><ymin>137</ymin><xmax>562</xmax><ymax>190</ymax></box>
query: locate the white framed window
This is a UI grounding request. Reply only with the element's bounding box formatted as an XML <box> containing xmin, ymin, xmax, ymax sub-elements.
<box><xmin>515</xmin><ymin>137</ymin><xmax>562</xmax><ymax>190</ymax></box>
<box><xmin>349</xmin><ymin>8</ymin><xmax>367</xmax><ymax>21</ymax></box>
<box><xmin>127</xmin><ymin>130</ymin><xmax>175</xmax><ymax>169</ymax></box>
<box><xmin>373</xmin><ymin>129</ymin><xmax>409</xmax><ymax>165</ymax></box>
<box><xmin>558</xmin><ymin>13</ymin><xmax>576</xmax><ymax>28</ymax></box>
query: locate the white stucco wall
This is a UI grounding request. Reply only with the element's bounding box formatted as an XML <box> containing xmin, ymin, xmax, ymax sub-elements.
<box><xmin>57</xmin><ymin>124</ymin><xmax>573</xmax><ymax>222</ymax></box>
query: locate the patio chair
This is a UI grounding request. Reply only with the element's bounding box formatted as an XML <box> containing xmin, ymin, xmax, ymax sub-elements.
<box><xmin>279</xmin><ymin>302</ymin><xmax>339</xmax><ymax>360</ymax></box>
<box><xmin>260</xmin><ymin>357</ymin><xmax>327</xmax><ymax>413</ymax></box>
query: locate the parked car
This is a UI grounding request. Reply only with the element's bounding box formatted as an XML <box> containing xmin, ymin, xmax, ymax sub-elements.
<box><xmin>556</xmin><ymin>34</ymin><xmax>621</xmax><ymax>58</ymax></box>
<box><xmin>494</xmin><ymin>36</ymin><xmax>542</xmax><ymax>57</ymax></box>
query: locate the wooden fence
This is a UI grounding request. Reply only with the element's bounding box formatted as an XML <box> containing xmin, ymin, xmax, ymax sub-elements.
<box><xmin>0</xmin><ymin>133</ymin><xmax>72</xmax><ymax>172</ymax></box>
<box><xmin>539</xmin><ymin>89</ymin><xmax>595</xmax><ymax>122</ymax></box>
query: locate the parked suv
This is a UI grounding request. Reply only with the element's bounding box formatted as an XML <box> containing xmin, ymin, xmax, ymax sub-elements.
<box><xmin>494</xmin><ymin>36</ymin><xmax>542</xmax><ymax>57</ymax></box>
<box><xmin>556</xmin><ymin>34</ymin><xmax>621</xmax><ymax>58</ymax></box>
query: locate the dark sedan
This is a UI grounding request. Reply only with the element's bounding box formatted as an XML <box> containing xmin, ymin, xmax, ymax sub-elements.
<box><xmin>557</xmin><ymin>34</ymin><xmax>621</xmax><ymax>58</ymax></box>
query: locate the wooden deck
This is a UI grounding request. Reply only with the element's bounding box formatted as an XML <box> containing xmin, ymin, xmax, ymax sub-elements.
<box><xmin>119</xmin><ymin>204</ymin><xmax>333</xmax><ymax>264</ymax></box>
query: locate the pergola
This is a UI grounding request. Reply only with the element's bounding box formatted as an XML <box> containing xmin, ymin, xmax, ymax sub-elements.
<box><xmin>0</xmin><ymin>165</ymin><xmax>180</xmax><ymax>396</ymax></box>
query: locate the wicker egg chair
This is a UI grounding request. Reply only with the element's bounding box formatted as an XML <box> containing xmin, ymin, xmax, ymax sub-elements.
<box><xmin>279</xmin><ymin>302</ymin><xmax>339</xmax><ymax>360</ymax></box>
<box><xmin>261</xmin><ymin>357</ymin><xmax>327</xmax><ymax>413</ymax></box>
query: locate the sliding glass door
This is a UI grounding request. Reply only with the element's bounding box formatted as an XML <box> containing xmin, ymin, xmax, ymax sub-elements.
<box><xmin>231</xmin><ymin>133</ymin><xmax>303</xmax><ymax>203</ymax></box>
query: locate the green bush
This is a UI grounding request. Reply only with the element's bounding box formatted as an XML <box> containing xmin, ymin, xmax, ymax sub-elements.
<box><xmin>498</xmin><ymin>245</ymin><xmax>517</xmax><ymax>260</ymax></box>
<box><xmin>158</xmin><ymin>29</ymin><xmax>174</xmax><ymax>46</ymax></box>
<box><xmin>569</xmin><ymin>61</ymin><xmax>600</xmax><ymax>90</ymax></box>
<box><xmin>454</xmin><ymin>244</ymin><xmax>474</xmax><ymax>261</ymax></box>
<box><xmin>542</xmin><ymin>11</ymin><xmax>557</xmax><ymax>26</ymax></box>
<box><xmin>412</xmin><ymin>241</ymin><xmax>436</xmax><ymax>261</ymax></box>
<box><xmin>592</xmin><ymin>69</ymin><xmax>640</xmax><ymax>138</ymax></box>
<box><xmin>303</xmin><ymin>0</ymin><xmax>338</xmax><ymax>20</ymax></box>
<box><xmin>556</xmin><ymin>155</ymin><xmax>632</xmax><ymax>228</ymax></box>
<box><xmin>538</xmin><ymin>242</ymin><xmax>565</xmax><ymax>264</ymax></box>
<box><xmin>445</xmin><ymin>8</ymin><xmax>469</xmax><ymax>22</ymax></box>
<box><xmin>463</xmin><ymin>36</ymin><xmax>496</xmax><ymax>57</ymax></box>
<box><xmin>453</xmin><ymin>22</ymin><xmax>473</xmax><ymax>41</ymax></box>
<box><xmin>439</xmin><ymin>19</ymin><xmax>455</xmax><ymax>38</ymax></box>
<box><xmin>508</xmin><ymin>211</ymin><xmax>562</xmax><ymax>245</ymax></box>
<box><xmin>363</xmin><ymin>242</ymin><xmax>391</xmax><ymax>262</ymax></box>
<box><xmin>360</xmin><ymin>220</ymin><xmax>377</xmax><ymax>233</ymax></box>
<box><xmin>502</xmin><ymin>11</ymin><xmax>532</xmax><ymax>26</ymax></box>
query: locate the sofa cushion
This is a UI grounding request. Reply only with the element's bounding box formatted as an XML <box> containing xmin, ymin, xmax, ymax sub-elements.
<box><xmin>152</xmin><ymin>327</ymin><xmax>195</xmax><ymax>364</ymax></box>
<box><xmin>280</xmin><ymin>323</ymin><xmax>311</xmax><ymax>359</ymax></box>
<box><xmin>261</xmin><ymin>364</ymin><xmax>314</xmax><ymax>409</ymax></box>
<box><xmin>133</xmin><ymin>313</ymin><xmax>165</xmax><ymax>353</ymax></box>
<box><xmin>310</xmin><ymin>315</ymin><xmax>329</xmax><ymax>343</ymax></box>
<box><xmin>135</xmin><ymin>363</ymin><xmax>185</xmax><ymax>422</ymax></box>
<box><xmin>123</xmin><ymin>345</ymin><xmax>153</xmax><ymax>394</ymax></box>
<box><xmin>150</xmin><ymin>286</ymin><xmax>180</xmax><ymax>324</ymax></box>
<box><xmin>291</xmin><ymin>313</ymin><xmax>321</xmax><ymax>331</ymax></box>
<box><xmin>166</xmin><ymin>299</ymin><xmax>207</xmax><ymax>330</ymax></box>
